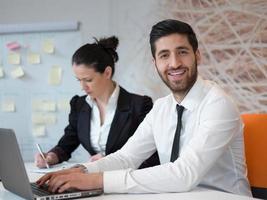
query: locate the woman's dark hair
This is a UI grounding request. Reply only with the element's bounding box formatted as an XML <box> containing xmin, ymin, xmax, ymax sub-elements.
<box><xmin>72</xmin><ymin>36</ymin><xmax>119</xmax><ymax>76</ymax></box>
<box><xmin>150</xmin><ymin>19</ymin><xmax>198</xmax><ymax>58</ymax></box>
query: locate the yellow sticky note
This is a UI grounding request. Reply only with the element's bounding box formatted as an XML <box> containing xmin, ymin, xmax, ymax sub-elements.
<box><xmin>32</xmin><ymin>114</ymin><xmax>45</xmax><ymax>124</ymax></box>
<box><xmin>42</xmin><ymin>39</ymin><xmax>55</xmax><ymax>54</ymax></box>
<box><xmin>32</xmin><ymin>100</ymin><xmax>56</xmax><ymax>112</ymax></box>
<box><xmin>48</xmin><ymin>66</ymin><xmax>62</xmax><ymax>85</ymax></box>
<box><xmin>0</xmin><ymin>67</ymin><xmax>4</xmax><ymax>78</ymax></box>
<box><xmin>27</xmin><ymin>53</ymin><xmax>41</xmax><ymax>64</ymax></box>
<box><xmin>32</xmin><ymin>113</ymin><xmax>56</xmax><ymax>125</ymax></box>
<box><xmin>33</xmin><ymin>125</ymin><xmax>46</xmax><ymax>137</ymax></box>
<box><xmin>32</xmin><ymin>100</ymin><xmax>42</xmax><ymax>111</ymax></box>
<box><xmin>11</xmin><ymin>66</ymin><xmax>24</xmax><ymax>78</ymax></box>
<box><xmin>8</xmin><ymin>53</ymin><xmax>21</xmax><ymax>65</ymax></box>
<box><xmin>45</xmin><ymin>114</ymin><xmax>57</xmax><ymax>124</ymax></box>
<box><xmin>2</xmin><ymin>100</ymin><xmax>16</xmax><ymax>112</ymax></box>
<box><xmin>57</xmin><ymin>99</ymin><xmax>70</xmax><ymax>111</ymax></box>
<box><xmin>43</xmin><ymin>101</ymin><xmax>56</xmax><ymax>112</ymax></box>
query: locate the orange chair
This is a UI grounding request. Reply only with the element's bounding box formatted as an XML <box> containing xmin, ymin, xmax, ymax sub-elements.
<box><xmin>242</xmin><ymin>114</ymin><xmax>267</xmax><ymax>199</ymax></box>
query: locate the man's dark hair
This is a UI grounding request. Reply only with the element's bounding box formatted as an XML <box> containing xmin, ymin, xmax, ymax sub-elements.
<box><xmin>149</xmin><ymin>19</ymin><xmax>198</xmax><ymax>58</ymax></box>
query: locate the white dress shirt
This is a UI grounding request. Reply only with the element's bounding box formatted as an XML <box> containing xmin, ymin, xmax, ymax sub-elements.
<box><xmin>84</xmin><ymin>76</ymin><xmax>251</xmax><ymax>196</ymax></box>
<box><xmin>85</xmin><ymin>84</ymin><xmax>120</xmax><ymax>155</ymax></box>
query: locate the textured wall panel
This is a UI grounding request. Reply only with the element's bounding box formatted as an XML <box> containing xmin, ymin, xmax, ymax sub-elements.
<box><xmin>161</xmin><ymin>0</ymin><xmax>267</xmax><ymax>113</ymax></box>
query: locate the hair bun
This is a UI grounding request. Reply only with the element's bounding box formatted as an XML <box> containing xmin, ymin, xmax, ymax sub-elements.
<box><xmin>96</xmin><ymin>36</ymin><xmax>119</xmax><ymax>62</ymax></box>
<box><xmin>98</xmin><ymin>36</ymin><xmax>119</xmax><ymax>50</ymax></box>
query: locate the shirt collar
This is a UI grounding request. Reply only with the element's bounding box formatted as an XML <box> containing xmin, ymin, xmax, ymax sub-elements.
<box><xmin>86</xmin><ymin>82</ymin><xmax>120</xmax><ymax>109</ymax></box>
<box><xmin>171</xmin><ymin>76</ymin><xmax>207</xmax><ymax>112</ymax></box>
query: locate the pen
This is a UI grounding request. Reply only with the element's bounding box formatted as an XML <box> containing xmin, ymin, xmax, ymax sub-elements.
<box><xmin>36</xmin><ymin>143</ymin><xmax>50</xmax><ymax>169</ymax></box>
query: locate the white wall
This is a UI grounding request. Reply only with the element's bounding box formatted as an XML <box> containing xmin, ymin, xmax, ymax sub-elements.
<box><xmin>0</xmin><ymin>0</ymin><xmax>168</xmax><ymax>161</ymax></box>
<box><xmin>0</xmin><ymin>0</ymin><xmax>168</xmax><ymax>97</ymax></box>
<box><xmin>0</xmin><ymin>0</ymin><xmax>111</xmax><ymax>41</ymax></box>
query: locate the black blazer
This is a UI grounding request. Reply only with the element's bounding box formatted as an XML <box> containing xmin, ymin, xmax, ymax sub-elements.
<box><xmin>50</xmin><ymin>87</ymin><xmax>159</xmax><ymax>168</ymax></box>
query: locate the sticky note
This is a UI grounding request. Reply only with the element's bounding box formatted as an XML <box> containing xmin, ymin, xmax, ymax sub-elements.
<box><xmin>45</xmin><ymin>114</ymin><xmax>57</xmax><ymax>124</ymax></box>
<box><xmin>8</xmin><ymin>52</ymin><xmax>21</xmax><ymax>65</ymax></box>
<box><xmin>27</xmin><ymin>53</ymin><xmax>41</xmax><ymax>64</ymax></box>
<box><xmin>32</xmin><ymin>114</ymin><xmax>45</xmax><ymax>124</ymax></box>
<box><xmin>11</xmin><ymin>66</ymin><xmax>24</xmax><ymax>78</ymax></box>
<box><xmin>32</xmin><ymin>100</ymin><xmax>56</xmax><ymax>112</ymax></box>
<box><xmin>32</xmin><ymin>100</ymin><xmax>42</xmax><ymax>111</ymax></box>
<box><xmin>43</xmin><ymin>101</ymin><xmax>56</xmax><ymax>111</ymax></box>
<box><xmin>48</xmin><ymin>66</ymin><xmax>62</xmax><ymax>85</ymax></box>
<box><xmin>33</xmin><ymin>125</ymin><xmax>46</xmax><ymax>137</ymax></box>
<box><xmin>0</xmin><ymin>67</ymin><xmax>4</xmax><ymax>78</ymax></box>
<box><xmin>6</xmin><ymin>41</ymin><xmax>21</xmax><ymax>51</ymax></box>
<box><xmin>32</xmin><ymin>113</ymin><xmax>56</xmax><ymax>124</ymax></box>
<box><xmin>42</xmin><ymin>39</ymin><xmax>55</xmax><ymax>54</ymax></box>
<box><xmin>1</xmin><ymin>100</ymin><xmax>16</xmax><ymax>112</ymax></box>
<box><xmin>57</xmin><ymin>99</ymin><xmax>69</xmax><ymax>111</ymax></box>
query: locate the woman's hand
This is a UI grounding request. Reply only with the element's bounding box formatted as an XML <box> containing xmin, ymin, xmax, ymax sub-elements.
<box><xmin>34</xmin><ymin>152</ymin><xmax>59</xmax><ymax>168</ymax></box>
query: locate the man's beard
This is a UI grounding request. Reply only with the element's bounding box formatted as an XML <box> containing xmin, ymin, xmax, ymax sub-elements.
<box><xmin>156</xmin><ymin>61</ymin><xmax>198</xmax><ymax>96</ymax></box>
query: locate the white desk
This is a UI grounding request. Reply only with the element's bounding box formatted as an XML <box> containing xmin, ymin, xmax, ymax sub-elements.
<box><xmin>0</xmin><ymin>163</ymin><xmax>257</xmax><ymax>200</ymax></box>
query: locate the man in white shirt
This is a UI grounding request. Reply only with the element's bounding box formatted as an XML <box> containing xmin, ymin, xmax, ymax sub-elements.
<box><xmin>37</xmin><ymin>19</ymin><xmax>252</xmax><ymax>196</ymax></box>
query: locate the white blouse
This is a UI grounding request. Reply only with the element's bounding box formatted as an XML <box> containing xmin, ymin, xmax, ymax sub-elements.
<box><xmin>85</xmin><ymin>84</ymin><xmax>120</xmax><ymax>155</ymax></box>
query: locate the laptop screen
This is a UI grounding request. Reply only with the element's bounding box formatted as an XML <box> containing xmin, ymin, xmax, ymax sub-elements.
<box><xmin>0</xmin><ymin>128</ymin><xmax>103</xmax><ymax>200</ymax></box>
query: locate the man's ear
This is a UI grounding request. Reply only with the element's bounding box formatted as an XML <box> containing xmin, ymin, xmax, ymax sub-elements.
<box><xmin>152</xmin><ymin>58</ymin><xmax>156</xmax><ymax>66</ymax></box>
<box><xmin>195</xmin><ymin>49</ymin><xmax>201</xmax><ymax>64</ymax></box>
<box><xmin>104</xmin><ymin>66</ymin><xmax>113</xmax><ymax>79</ymax></box>
<box><xmin>152</xmin><ymin>58</ymin><xmax>159</xmax><ymax>75</ymax></box>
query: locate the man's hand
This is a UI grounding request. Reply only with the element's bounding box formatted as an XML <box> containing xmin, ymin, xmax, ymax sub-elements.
<box><xmin>34</xmin><ymin>152</ymin><xmax>59</xmax><ymax>168</ymax></box>
<box><xmin>36</xmin><ymin>168</ymin><xmax>84</xmax><ymax>186</ymax></box>
<box><xmin>36</xmin><ymin>169</ymin><xmax>103</xmax><ymax>193</ymax></box>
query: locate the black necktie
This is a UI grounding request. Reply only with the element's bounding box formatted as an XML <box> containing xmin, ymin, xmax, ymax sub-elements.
<box><xmin>170</xmin><ymin>105</ymin><xmax>184</xmax><ymax>162</ymax></box>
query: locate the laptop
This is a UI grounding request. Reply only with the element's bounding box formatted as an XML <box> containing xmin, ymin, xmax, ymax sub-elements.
<box><xmin>0</xmin><ymin>128</ymin><xmax>103</xmax><ymax>200</ymax></box>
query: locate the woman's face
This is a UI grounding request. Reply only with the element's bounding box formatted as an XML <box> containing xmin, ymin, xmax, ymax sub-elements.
<box><xmin>72</xmin><ymin>63</ymin><xmax>112</xmax><ymax>99</ymax></box>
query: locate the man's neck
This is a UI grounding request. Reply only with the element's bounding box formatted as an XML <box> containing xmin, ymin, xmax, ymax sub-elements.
<box><xmin>173</xmin><ymin>81</ymin><xmax>197</xmax><ymax>103</ymax></box>
<box><xmin>173</xmin><ymin>91</ymin><xmax>187</xmax><ymax>104</ymax></box>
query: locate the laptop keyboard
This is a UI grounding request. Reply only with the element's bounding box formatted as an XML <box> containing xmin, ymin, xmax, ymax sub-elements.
<box><xmin>31</xmin><ymin>182</ymin><xmax>52</xmax><ymax>196</ymax></box>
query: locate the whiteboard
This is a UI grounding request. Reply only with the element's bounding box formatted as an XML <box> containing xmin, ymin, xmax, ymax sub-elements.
<box><xmin>0</xmin><ymin>31</ymin><xmax>90</xmax><ymax>162</ymax></box>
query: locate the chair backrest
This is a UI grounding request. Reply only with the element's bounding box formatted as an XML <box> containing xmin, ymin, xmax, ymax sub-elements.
<box><xmin>242</xmin><ymin>114</ymin><xmax>267</xmax><ymax>199</ymax></box>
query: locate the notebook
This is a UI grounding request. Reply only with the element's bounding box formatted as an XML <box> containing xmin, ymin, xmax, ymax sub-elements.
<box><xmin>0</xmin><ymin>128</ymin><xmax>103</xmax><ymax>200</ymax></box>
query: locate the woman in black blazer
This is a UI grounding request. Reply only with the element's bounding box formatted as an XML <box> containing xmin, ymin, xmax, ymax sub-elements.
<box><xmin>35</xmin><ymin>36</ymin><xmax>159</xmax><ymax>168</ymax></box>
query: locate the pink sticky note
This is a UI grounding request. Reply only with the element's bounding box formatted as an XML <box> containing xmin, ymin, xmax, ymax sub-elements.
<box><xmin>6</xmin><ymin>42</ymin><xmax>21</xmax><ymax>51</ymax></box>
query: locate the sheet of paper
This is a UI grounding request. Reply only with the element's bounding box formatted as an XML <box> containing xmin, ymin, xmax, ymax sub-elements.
<box><xmin>0</xmin><ymin>67</ymin><xmax>4</xmax><ymax>78</ymax></box>
<box><xmin>32</xmin><ymin>125</ymin><xmax>46</xmax><ymax>137</ymax></box>
<box><xmin>11</xmin><ymin>66</ymin><xmax>24</xmax><ymax>78</ymax></box>
<box><xmin>48</xmin><ymin>65</ymin><xmax>62</xmax><ymax>85</ymax></box>
<box><xmin>42</xmin><ymin>39</ymin><xmax>55</xmax><ymax>54</ymax></box>
<box><xmin>8</xmin><ymin>52</ymin><xmax>21</xmax><ymax>65</ymax></box>
<box><xmin>1</xmin><ymin>100</ymin><xmax>16</xmax><ymax>112</ymax></box>
<box><xmin>28</xmin><ymin>162</ymin><xmax>77</xmax><ymax>174</ymax></box>
<box><xmin>27</xmin><ymin>53</ymin><xmax>41</xmax><ymax>64</ymax></box>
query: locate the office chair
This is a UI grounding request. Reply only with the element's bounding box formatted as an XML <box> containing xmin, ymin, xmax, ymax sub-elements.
<box><xmin>242</xmin><ymin>114</ymin><xmax>267</xmax><ymax>199</ymax></box>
